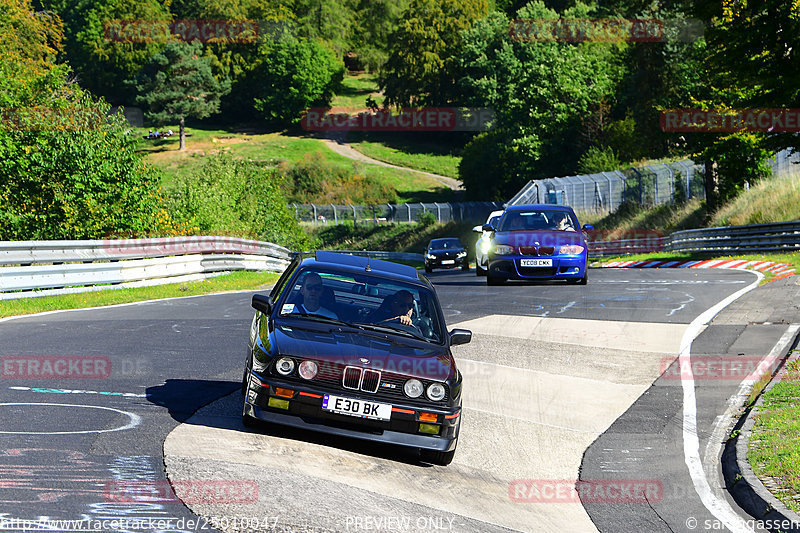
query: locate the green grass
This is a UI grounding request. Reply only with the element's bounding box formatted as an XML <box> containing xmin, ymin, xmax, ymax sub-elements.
<box><xmin>591</xmin><ymin>251</ymin><xmax>800</xmax><ymax>283</ymax></box>
<box><xmin>346</xmin><ymin>137</ymin><xmax>462</xmax><ymax>178</ymax></box>
<box><xmin>748</xmin><ymin>357</ymin><xmax>800</xmax><ymax>512</ymax></box>
<box><xmin>0</xmin><ymin>270</ymin><xmax>280</xmax><ymax>319</ymax></box>
<box><xmin>712</xmin><ymin>170</ymin><xmax>800</xmax><ymax>226</ymax></box>
<box><xmin>330</xmin><ymin>73</ymin><xmax>382</xmax><ymax>110</ymax></box>
<box><xmin>576</xmin><ymin>198</ymin><xmax>709</xmax><ymax>237</ymax></box>
<box><xmin>134</xmin><ymin>125</ymin><xmax>455</xmax><ymax>203</ymax></box>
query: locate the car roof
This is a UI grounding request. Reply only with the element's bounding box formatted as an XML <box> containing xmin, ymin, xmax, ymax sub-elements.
<box><xmin>505</xmin><ymin>204</ymin><xmax>575</xmax><ymax>213</ymax></box>
<box><xmin>302</xmin><ymin>250</ymin><xmax>421</xmax><ymax>283</ymax></box>
<box><xmin>429</xmin><ymin>237</ymin><xmax>462</xmax><ymax>244</ymax></box>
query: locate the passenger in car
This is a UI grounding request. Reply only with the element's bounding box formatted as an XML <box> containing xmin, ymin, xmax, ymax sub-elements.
<box><xmin>291</xmin><ymin>272</ymin><xmax>339</xmax><ymax>319</ymax></box>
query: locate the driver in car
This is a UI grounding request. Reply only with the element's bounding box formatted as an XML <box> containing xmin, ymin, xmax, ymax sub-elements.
<box><xmin>291</xmin><ymin>272</ymin><xmax>339</xmax><ymax>319</ymax></box>
<box><xmin>370</xmin><ymin>290</ymin><xmax>415</xmax><ymax>326</ymax></box>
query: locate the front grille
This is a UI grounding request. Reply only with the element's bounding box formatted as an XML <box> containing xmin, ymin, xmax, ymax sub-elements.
<box><xmin>538</xmin><ymin>246</ymin><xmax>555</xmax><ymax>256</ymax></box>
<box><xmin>343</xmin><ymin>367</ymin><xmax>361</xmax><ymax>390</ymax></box>
<box><xmin>342</xmin><ymin>366</ymin><xmax>381</xmax><ymax>394</ymax></box>
<box><xmin>362</xmin><ymin>369</ymin><xmax>380</xmax><ymax>393</ymax></box>
<box><xmin>518</xmin><ymin>246</ymin><xmax>538</xmax><ymax>256</ymax></box>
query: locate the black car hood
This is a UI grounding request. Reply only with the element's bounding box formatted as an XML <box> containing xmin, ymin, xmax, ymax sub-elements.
<box><xmin>272</xmin><ymin>323</ymin><xmax>454</xmax><ymax>380</ymax></box>
<box><xmin>429</xmin><ymin>248</ymin><xmax>465</xmax><ymax>255</ymax></box>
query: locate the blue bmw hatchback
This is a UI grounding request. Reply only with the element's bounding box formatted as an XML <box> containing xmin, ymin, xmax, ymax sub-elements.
<box><xmin>485</xmin><ymin>204</ymin><xmax>593</xmax><ymax>285</ymax></box>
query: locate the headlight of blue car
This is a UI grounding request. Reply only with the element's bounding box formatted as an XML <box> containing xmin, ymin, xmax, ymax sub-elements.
<box><xmin>494</xmin><ymin>244</ymin><xmax>514</xmax><ymax>255</ymax></box>
<box><xmin>558</xmin><ymin>245</ymin><xmax>585</xmax><ymax>255</ymax></box>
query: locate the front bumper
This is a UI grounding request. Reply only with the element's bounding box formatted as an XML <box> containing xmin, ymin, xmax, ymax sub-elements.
<box><xmin>425</xmin><ymin>257</ymin><xmax>468</xmax><ymax>269</ymax></box>
<box><xmin>244</xmin><ymin>372</ymin><xmax>460</xmax><ymax>452</ymax></box>
<box><xmin>488</xmin><ymin>255</ymin><xmax>586</xmax><ymax>280</ymax></box>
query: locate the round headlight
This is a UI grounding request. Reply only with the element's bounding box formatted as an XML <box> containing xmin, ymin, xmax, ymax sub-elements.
<box><xmin>298</xmin><ymin>360</ymin><xmax>318</xmax><ymax>380</ymax></box>
<box><xmin>404</xmin><ymin>379</ymin><xmax>424</xmax><ymax>398</ymax></box>
<box><xmin>427</xmin><ymin>382</ymin><xmax>446</xmax><ymax>401</ymax></box>
<box><xmin>275</xmin><ymin>357</ymin><xmax>295</xmax><ymax>376</ymax></box>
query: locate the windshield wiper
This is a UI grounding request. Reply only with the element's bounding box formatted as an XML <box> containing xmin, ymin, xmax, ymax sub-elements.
<box><xmin>351</xmin><ymin>322</ymin><xmax>430</xmax><ymax>342</ymax></box>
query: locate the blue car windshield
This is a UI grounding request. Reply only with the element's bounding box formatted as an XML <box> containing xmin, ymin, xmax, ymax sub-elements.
<box><xmin>277</xmin><ymin>267</ymin><xmax>444</xmax><ymax>343</ymax></box>
<box><xmin>499</xmin><ymin>210</ymin><xmax>578</xmax><ymax>232</ymax></box>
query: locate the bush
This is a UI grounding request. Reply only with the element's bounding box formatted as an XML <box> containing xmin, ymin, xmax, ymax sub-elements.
<box><xmin>0</xmin><ymin>91</ymin><xmax>168</xmax><ymax>239</ymax></box>
<box><xmin>577</xmin><ymin>146</ymin><xmax>622</xmax><ymax>174</ymax></box>
<box><xmin>167</xmin><ymin>154</ymin><xmax>310</xmax><ymax>249</ymax></box>
<box><xmin>417</xmin><ymin>210</ymin><xmax>436</xmax><ymax>227</ymax></box>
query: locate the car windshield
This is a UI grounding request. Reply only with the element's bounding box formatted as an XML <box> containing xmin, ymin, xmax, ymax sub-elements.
<box><xmin>430</xmin><ymin>239</ymin><xmax>462</xmax><ymax>249</ymax></box>
<box><xmin>277</xmin><ymin>267</ymin><xmax>444</xmax><ymax>343</ymax></box>
<box><xmin>498</xmin><ymin>210</ymin><xmax>578</xmax><ymax>232</ymax></box>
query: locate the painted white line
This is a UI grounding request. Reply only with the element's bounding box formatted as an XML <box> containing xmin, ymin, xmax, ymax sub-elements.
<box><xmin>0</xmin><ymin>403</ymin><xmax>141</xmax><ymax>434</ymax></box>
<box><xmin>679</xmin><ymin>269</ymin><xmax>763</xmax><ymax>533</ymax></box>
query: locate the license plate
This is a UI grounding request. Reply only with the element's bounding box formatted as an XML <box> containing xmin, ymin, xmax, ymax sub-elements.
<box><xmin>520</xmin><ymin>258</ymin><xmax>553</xmax><ymax>267</ymax></box>
<box><xmin>441</xmin><ymin>259</ymin><xmax>455</xmax><ymax>264</ymax></box>
<box><xmin>322</xmin><ymin>394</ymin><xmax>392</xmax><ymax>421</ymax></box>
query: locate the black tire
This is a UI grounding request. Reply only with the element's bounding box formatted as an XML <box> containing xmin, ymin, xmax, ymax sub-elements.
<box><xmin>461</xmin><ymin>262</ymin><xmax>469</xmax><ymax>271</ymax></box>
<box><xmin>476</xmin><ymin>264</ymin><xmax>487</xmax><ymax>276</ymax></box>
<box><xmin>487</xmin><ymin>274</ymin><xmax>504</xmax><ymax>286</ymax></box>
<box><xmin>578</xmin><ymin>272</ymin><xmax>588</xmax><ymax>285</ymax></box>
<box><xmin>241</xmin><ymin>402</ymin><xmax>259</xmax><ymax>429</ymax></box>
<box><xmin>420</xmin><ymin>447</ymin><xmax>456</xmax><ymax>466</ymax></box>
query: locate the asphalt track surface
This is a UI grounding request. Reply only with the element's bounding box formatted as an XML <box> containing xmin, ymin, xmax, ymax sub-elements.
<box><xmin>0</xmin><ymin>267</ymin><xmax>793</xmax><ymax>533</ymax></box>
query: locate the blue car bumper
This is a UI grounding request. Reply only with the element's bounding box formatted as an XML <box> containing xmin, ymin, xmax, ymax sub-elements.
<box><xmin>488</xmin><ymin>255</ymin><xmax>586</xmax><ymax>280</ymax></box>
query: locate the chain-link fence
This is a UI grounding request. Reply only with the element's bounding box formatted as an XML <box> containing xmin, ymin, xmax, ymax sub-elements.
<box><xmin>508</xmin><ymin>148</ymin><xmax>799</xmax><ymax>213</ymax></box>
<box><xmin>291</xmin><ymin>202</ymin><xmax>504</xmax><ymax>225</ymax></box>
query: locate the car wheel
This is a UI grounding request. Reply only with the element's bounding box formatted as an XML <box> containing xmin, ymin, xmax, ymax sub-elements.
<box><xmin>579</xmin><ymin>271</ymin><xmax>588</xmax><ymax>285</ymax></box>
<box><xmin>241</xmin><ymin>401</ymin><xmax>259</xmax><ymax>429</ymax></box>
<box><xmin>420</xmin><ymin>446</ymin><xmax>456</xmax><ymax>466</ymax></box>
<box><xmin>476</xmin><ymin>263</ymin><xmax>487</xmax><ymax>276</ymax></box>
<box><xmin>487</xmin><ymin>274</ymin><xmax>504</xmax><ymax>286</ymax></box>
<box><xmin>462</xmin><ymin>262</ymin><xmax>469</xmax><ymax>271</ymax></box>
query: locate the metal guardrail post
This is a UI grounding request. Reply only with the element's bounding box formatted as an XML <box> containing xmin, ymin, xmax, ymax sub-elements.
<box><xmin>405</xmin><ymin>203</ymin><xmax>411</xmax><ymax>223</ymax></box>
<box><xmin>331</xmin><ymin>204</ymin><xmax>337</xmax><ymax>224</ymax></box>
<box><xmin>434</xmin><ymin>202</ymin><xmax>441</xmax><ymax>222</ymax></box>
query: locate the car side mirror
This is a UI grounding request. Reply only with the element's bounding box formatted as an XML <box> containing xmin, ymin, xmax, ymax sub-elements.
<box><xmin>449</xmin><ymin>328</ymin><xmax>472</xmax><ymax>346</ymax></box>
<box><xmin>482</xmin><ymin>224</ymin><xmax>495</xmax><ymax>233</ymax></box>
<box><xmin>252</xmin><ymin>293</ymin><xmax>272</xmax><ymax>315</ymax></box>
<box><xmin>582</xmin><ymin>224</ymin><xmax>594</xmax><ymax>231</ymax></box>
<box><xmin>472</xmin><ymin>225</ymin><xmax>482</xmax><ymax>233</ymax></box>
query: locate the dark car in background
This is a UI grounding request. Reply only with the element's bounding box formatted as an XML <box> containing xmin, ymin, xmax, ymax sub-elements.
<box><xmin>242</xmin><ymin>251</ymin><xmax>472</xmax><ymax>465</ymax></box>
<box><xmin>424</xmin><ymin>238</ymin><xmax>469</xmax><ymax>273</ymax></box>
<box><xmin>485</xmin><ymin>204</ymin><xmax>593</xmax><ymax>285</ymax></box>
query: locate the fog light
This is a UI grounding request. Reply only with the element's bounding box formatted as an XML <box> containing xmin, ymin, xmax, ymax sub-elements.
<box><xmin>268</xmin><ymin>397</ymin><xmax>290</xmax><ymax>410</ymax></box>
<box><xmin>418</xmin><ymin>423</ymin><xmax>440</xmax><ymax>435</ymax></box>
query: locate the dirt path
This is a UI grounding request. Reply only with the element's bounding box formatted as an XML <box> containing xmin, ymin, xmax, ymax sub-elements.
<box><xmin>318</xmin><ymin>137</ymin><xmax>464</xmax><ymax>191</ymax></box>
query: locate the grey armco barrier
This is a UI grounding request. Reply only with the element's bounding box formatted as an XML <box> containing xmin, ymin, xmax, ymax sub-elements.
<box><xmin>0</xmin><ymin>236</ymin><xmax>291</xmax><ymax>300</ymax></box>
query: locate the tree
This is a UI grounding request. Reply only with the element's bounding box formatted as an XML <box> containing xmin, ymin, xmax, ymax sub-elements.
<box><xmin>42</xmin><ymin>0</ymin><xmax>172</xmax><ymax>104</ymax></box>
<box><xmin>455</xmin><ymin>3</ymin><xmax>624</xmax><ymax>198</ymax></box>
<box><xmin>248</xmin><ymin>36</ymin><xmax>344</xmax><ymax>127</ymax></box>
<box><xmin>379</xmin><ymin>0</ymin><xmax>489</xmax><ymax>107</ymax></box>
<box><xmin>132</xmin><ymin>41</ymin><xmax>231</xmax><ymax>150</ymax></box>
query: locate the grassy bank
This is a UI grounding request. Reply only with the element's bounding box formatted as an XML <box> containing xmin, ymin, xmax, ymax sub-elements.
<box><xmin>136</xmin><ymin>127</ymin><xmax>454</xmax><ymax>203</ymax></box>
<box><xmin>748</xmin><ymin>357</ymin><xmax>800</xmax><ymax>513</ymax></box>
<box><xmin>311</xmin><ymin>220</ymin><xmax>479</xmax><ymax>255</ymax></box>
<box><xmin>0</xmin><ymin>271</ymin><xmax>280</xmax><ymax>319</ymax></box>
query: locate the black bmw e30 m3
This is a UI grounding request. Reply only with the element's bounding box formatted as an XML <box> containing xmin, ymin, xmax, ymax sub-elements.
<box><xmin>242</xmin><ymin>251</ymin><xmax>471</xmax><ymax>465</ymax></box>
